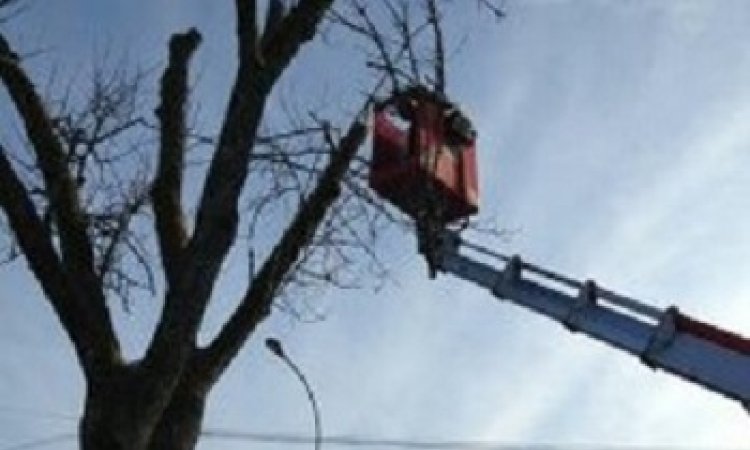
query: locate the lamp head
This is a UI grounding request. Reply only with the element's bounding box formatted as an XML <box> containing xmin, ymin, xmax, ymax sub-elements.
<box><xmin>265</xmin><ymin>337</ymin><xmax>285</xmax><ymax>358</ymax></box>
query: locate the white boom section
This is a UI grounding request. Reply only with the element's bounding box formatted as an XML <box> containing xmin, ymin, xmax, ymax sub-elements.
<box><xmin>435</xmin><ymin>232</ymin><xmax>750</xmax><ymax>408</ymax></box>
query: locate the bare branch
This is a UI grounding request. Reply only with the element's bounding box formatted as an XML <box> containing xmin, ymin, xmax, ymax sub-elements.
<box><xmin>198</xmin><ymin>110</ymin><xmax>369</xmax><ymax>381</ymax></box>
<box><xmin>177</xmin><ymin>125</ymin><xmax>329</xmax><ymax>148</ymax></box>
<box><xmin>358</xmin><ymin>1</ymin><xmax>402</xmax><ymax>91</ymax></box>
<box><xmin>0</xmin><ymin>0</ymin><xmax>26</xmax><ymax>25</ymax></box>
<box><xmin>261</xmin><ymin>0</ymin><xmax>335</xmax><ymax>69</ymax></box>
<box><xmin>477</xmin><ymin>0</ymin><xmax>506</xmax><ymax>20</ymax></box>
<box><xmin>0</xmin><ymin>146</ymin><xmax>121</xmax><ymax>373</ymax></box>
<box><xmin>328</xmin><ymin>0</ymin><xmax>435</xmax><ymax>91</ymax></box>
<box><xmin>96</xmin><ymin>185</ymin><xmax>150</xmax><ymax>288</ymax></box>
<box><xmin>44</xmin><ymin>57</ymin><xmax>154</xmax><ymax>308</ymax></box>
<box><xmin>385</xmin><ymin>0</ymin><xmax>420</xmax><ymax>83</ymax></box>
<box><xmin>235</xmin><ymin>0</ymin><xmax>257</xmax><ymax>61</ymax></box>
<box><xmin>0</xmin><ymin>33</ymin><xmax>100</xmax><ymax>289</ymax></box>
<box><xmin>152</xmin><ymin>28</ymin><xmax>201</xmax><ymax>285</ymax></box>
<box><xmin>144</xmin><ymin>0</ymin><xmax>336</xmax><ymax>375</ymax></box>
<box><xmin>425</xmin><ymin>0</ymin><xmax>445</xmax><ymax>94</ymax></box>
<box><xmin>260</xmin><ymin>0</ymin><xmax>286</xmax><ymax>52</ymax></box>
<box><xmin>0</xmin><ymin>33</ymin><xmax>121</xmax><ymax>375</ymax></box>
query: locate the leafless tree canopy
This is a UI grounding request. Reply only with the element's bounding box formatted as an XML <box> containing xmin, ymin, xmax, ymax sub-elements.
<box><xmin>0</xmin><ymin>1</ymin><xmax>503</xmax><ymax>449</ymax></box>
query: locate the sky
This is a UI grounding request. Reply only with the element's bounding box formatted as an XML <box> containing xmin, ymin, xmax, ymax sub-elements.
<box><xmin>2</xmin><ymin>0</ymin><xmax>750</xmax><ymax>449</ymax></box>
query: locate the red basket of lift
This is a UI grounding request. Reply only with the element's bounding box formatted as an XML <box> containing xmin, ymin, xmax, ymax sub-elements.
<box><xmin>369</xmin><ymin>90</ymin><xmax>479</xmax><ymax>223</ymax></box>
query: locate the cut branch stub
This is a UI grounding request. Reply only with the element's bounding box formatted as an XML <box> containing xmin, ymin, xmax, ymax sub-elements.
<box><xmin>152</xmin><ymin>28</ymin><xmax>202</xmax><ymax>285</ymax></box>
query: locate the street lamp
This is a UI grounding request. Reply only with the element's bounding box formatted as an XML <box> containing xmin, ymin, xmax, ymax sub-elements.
<box><xmin>265</xmin><ymin>337</ymin><xmax>322</xmax><ymax>450</ymax></box>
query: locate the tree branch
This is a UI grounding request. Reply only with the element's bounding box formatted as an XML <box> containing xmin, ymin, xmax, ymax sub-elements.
<box><xmin>352</xmin><ymin>1</ymin><xmax>401</xmax><ymax>91</ymax></box>
<box><xmin>261</xmin><ymin>0</ymin><xmax>335</xmax><ymax>70</ymax></box>
<box><xmin>197</xmin><ymin>112</ymin><xmax>369</xmax><ymax>382</ymax></box>
<box><xmin>0</xmin><ymin>34</ymin><xmax>101</xmax><ymax>287</ymax></box>
<box><xmin>145</xmin><ymin>0</ymin><xmax>335</xmax><ymax>373</ymax></box>
<box><xmin>235</xmin><ymin>0</ymin><xmax>257</xmax><ymax>61</ymax></box>
<box><xmin>0</xmin><ymin>33</ymin><xmax>120</xmax><ymax>375</ymax></box>
<box><xmin>478</xmin><ymin>0</ymin><xmax>506</xmax><ymax>20</ymax></box>
<box><xmin>260</xmin><ymin>0</ymin><xmax>285</xmax><ymax>54</ymax></box>
<box><xmin>385</xmin><ymin>0</ymin><xmax>420</xmax><ymax>84</ymax></box>
<box><xmin>425</xmin><ymin>0</ymin><xmax>445</xmax><ymax>94</ymax></box>
<box><xmin>152</xmin><ymin>28</ymin><xmax>201</xmax><ymax>285</ymax></box>
<box><xmin>0</xmin><ymin>147</ymin><xmax>121</xmax><ymax>374</ymax></box>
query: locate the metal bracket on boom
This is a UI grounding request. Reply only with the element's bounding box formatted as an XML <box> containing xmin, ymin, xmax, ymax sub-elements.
<box><xmin>492</xmin><ymin>255</ymin><xmax>522</xmax><ymax>299</ymax></box>
<box><xmin>563</xmin><ymin>280</ymin><xmax>598</xmax><ymax>332</ymax></box>
<box><xmin>641</xmin><ymin>306</ymin><xmax>678</xmax><ymax>369</ymax></box>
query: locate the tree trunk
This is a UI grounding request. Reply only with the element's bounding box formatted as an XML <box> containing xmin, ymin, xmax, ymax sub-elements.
<box><xmin>146</xmin><ymin>378</ymin><xmax>208</xmax><ymax>450</ymax></box>
<box><xmin>80</xmin><ymin>378</ymin><xmax>155</xmax><ymax>450</ymax></box>
<box><xmin>79</xmin><ymin>365</ymin><xmax>208</xmax><ymax>450</ymax></box>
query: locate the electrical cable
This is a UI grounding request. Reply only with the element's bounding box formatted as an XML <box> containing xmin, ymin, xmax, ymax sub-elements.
<box><xmin>1</xmin><ymin>427</ymin><xmax>744</xmax><ymax>450</ymax></box>
<box><xmin>0</xmin><ymin>433</ymin><xmax>76</xmax><ymax>450</ymax></box>
<box><xmin>200</xmin><ymin>429</ymin><xmax>745</xmax><ymax>450</ymax></box>
<box><xmin>0</xmin><ymin>406</ymin><xmax>76</xmax><ymax>422</ymax></box>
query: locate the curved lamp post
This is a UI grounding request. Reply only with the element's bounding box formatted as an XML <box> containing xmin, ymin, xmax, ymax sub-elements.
<box><xmin>265</xmin><ymin>338</ymin><xmax>322</xmax><ymax>450</ymax></box>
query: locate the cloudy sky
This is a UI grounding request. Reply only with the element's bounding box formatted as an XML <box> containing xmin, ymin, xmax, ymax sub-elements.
<box><xmin>2</xmin><ymin>1</ymin><xmax>750</xmax><ymax>449</ymax></box>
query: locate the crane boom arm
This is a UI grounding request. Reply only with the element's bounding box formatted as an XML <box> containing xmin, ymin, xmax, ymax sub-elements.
<box><xmin>434</xmin><ymin>232</ymin><xmax>750</xmax><ymax>408</ymax></box>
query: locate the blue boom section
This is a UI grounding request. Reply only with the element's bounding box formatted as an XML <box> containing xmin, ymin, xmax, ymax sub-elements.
<box><xmin>435</xmin><ymin>232</ymin><xmax>750</xmax><ymax>409</ymax></box>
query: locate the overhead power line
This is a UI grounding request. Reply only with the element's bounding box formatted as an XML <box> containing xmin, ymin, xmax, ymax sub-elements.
<box><xmin>0</xmin><ymin>405</ymin><xmax>76</xmax><ymax>422</ymax></box>
<box><xmin>1</xmin><ymin>427</ymin><xmax>745</xmax><ymax>450</ymax></box>
<box><xmin>1</xmin><ymin>433</ymin><xmax>76</xmax><ymax>450</ymax></box>
<box><xmin>200</xmin><ymin>429</ymin><xmax>746</xmax><ymax>450</ymax></box>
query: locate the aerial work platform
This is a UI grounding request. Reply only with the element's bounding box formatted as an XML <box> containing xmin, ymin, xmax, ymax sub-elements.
<box><xmin>369</xmin><ymin>86</ymin><xmax>479</xmax><ymax>224</ymax></box>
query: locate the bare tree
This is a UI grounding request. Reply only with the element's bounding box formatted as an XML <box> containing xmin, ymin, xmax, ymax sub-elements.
<box><xmin>0</xmin><ymin>1</ymin><xmax>502</xmax><ymax>449</ymax></box>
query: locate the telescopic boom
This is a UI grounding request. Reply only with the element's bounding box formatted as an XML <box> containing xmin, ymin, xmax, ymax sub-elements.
<box><xmin>433</xmin><ymin>231</ymin><xmax>750</xmax><ymax>410</ymax></box>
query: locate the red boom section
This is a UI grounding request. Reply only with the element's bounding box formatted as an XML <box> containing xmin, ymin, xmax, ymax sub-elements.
<box><xmin>675</xmin><ymin>312</ymin><xmax>750</xmax><ymax>356</ymax></box>
<box><xmin>369</xmin><ymin>97</ymin><xmax>479</xmax><ymax>223</ymax></box>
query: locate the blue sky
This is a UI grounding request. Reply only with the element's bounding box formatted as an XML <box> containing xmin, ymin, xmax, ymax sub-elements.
<box><xmin>2</xmin><ymin>1</ymin><xmax>750</xmax><ymax>449</ymax></box>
